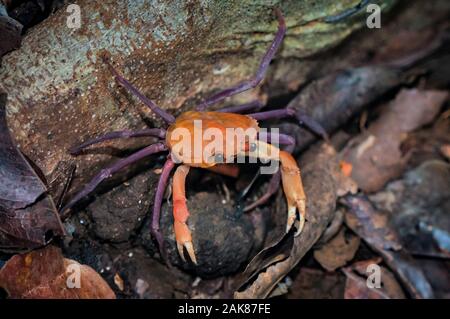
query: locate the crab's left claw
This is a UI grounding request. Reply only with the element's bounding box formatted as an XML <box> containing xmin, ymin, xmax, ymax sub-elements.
<box><xmin>279</xmin><ymin>151</ymin><xmax>306</xmax><ymax>237</ymax></box>
<box><xmin>172</xmin><ymin>165</ymin><xmax>198</xmax><ymax>265</ymax></box>
<box><xmin>248</xmin><ymin>141</ymin><xmax>307</xmax><ymax>237</ymax></box>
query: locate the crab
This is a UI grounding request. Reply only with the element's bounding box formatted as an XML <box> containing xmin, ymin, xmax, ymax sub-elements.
<box><xmin>62</xmin><ymin>9</ymin><xmax>327</xmax><ymax>265</ymax></box>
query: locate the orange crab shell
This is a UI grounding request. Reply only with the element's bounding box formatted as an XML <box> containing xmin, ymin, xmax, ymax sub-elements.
<box><xmin>166</xmin><ymin>111</ymin><xmax>259</xmax><ymax>168</ymax></box>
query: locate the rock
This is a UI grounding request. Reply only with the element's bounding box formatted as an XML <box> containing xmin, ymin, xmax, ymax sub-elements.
<box><xmin>115</xmin><ymin>248</ymin><xmax>190</xmax><ymax>299</ymax></box>
<box><xmin>141</xmin><ymin>192</ymin><xmax>257</xmax><ymax>278</ymax></box>
<box><xmin>87</xmin><ymin>170</ymin><xmax>157</xmax><ymax>242</ymax></box>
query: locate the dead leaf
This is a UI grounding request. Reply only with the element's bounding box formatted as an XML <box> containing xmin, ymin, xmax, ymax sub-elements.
<box><xmin>314</xmin><ymin>228</ymin><xmax>360</xmax><ymax>271</ymax></box>
<box><xmin>440</xmin><ymin>144</ymin><xmax>450</xmax><ymax>160</ymax></box>
<box><xmin>315</xmin><ymin>208</ymin><xmax>345</xmax><ymax>246</ymax></box>
<box><xmin>416</xmin><ymin>258</ymin><xmax>450</xmax><ymax>299</ymax></box>
<box><xmin>0</xmin><ymin>245</ymin><xmax>115</xmax><ymax>298</ymax></box>
<box><xmin>401</xmin><ymin>115</ymin><xmax>450</xmax><ymax>168</ymax></box>
<box><xmin>236</xmin><ymin>231</ymin><xmax>294</xmax><ymax>289</ymax></box>
<box><xmin>0</xmin><ymin>93</ymin><xmax>65</xmax><ymax>251</ymax></box>
<box><xmin>343</xmin><ymin>195</ymin><xmax>402</xmax><ymax>251</ymax></box>
<box><xmin>342</xmin><ymin>195</ymin><xmax>434</xmax><ymax>298</ymax></box>
<box><xmin>369</xmin><ymin>160</ymin><xmax>450</xmax><ymax>259</ymax></box>
<box><xmin>341</xmin><ymin>89</ymin><xmax>448</xmax><ymax>192</ymax></box>
<box><xmin>287</xmin><ymin>268</ymin><xmax>345</xmax><ymax>299</ymax></box>
<box><xmin>0</xmin><ymin>5</ymin><xmax>22</xmax><ymax>58</ymax></box>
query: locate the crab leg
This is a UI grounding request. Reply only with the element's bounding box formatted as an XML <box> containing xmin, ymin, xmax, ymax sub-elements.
<box><xmin>151</xmin><ymin>157</ymin><xmax>176</xmax><ymax>263</ymax></box>
<box><xmin>243</xmin><ymin>171</ymin><xmax>281</xmax><ymax>212</ymax></box>
<box><xmin>104</xmin><ymin>58</ymin><xmax>176</xmax><ymax>124</ymax></box>
<box><xmin>70</xmin><ymin>128</ymin><xmax>166</xmax><ymax>155</ymax></box>
<box><xmin>61</xmin><ymin>142</ymin><xmax>167</xmax><ymax>212</ymax></box>
<box><xmin>243</xmin><ymin>132</ymin><xmax>295</xmax><ymax>212</ymax></box>
<box><xmin>249</xmin><ymin>108</ymin><xmax>329</xmax><ymax>141</ymax></box>
<box><xmin>279</xmin><ymin>150</ymin><xmax>306</xmax><ymax>235</ymax></box>
<box><xmin>196</xmin><ymin>9</ymin><xmax>286</xmax><ymax>111</ymax></box>
<box><xmin>172</xmin><ymin>164</ymin><xmax>197</xmax><ymax>264</ymax></box>
<box><xmin>217</xmin><ymin>100</ymin><xmax>263</xmax><ymax>114</ymax></box>
<box><xmin>246</xmin><ymin>140</ymin><xmax>306</xmax><ymax>236</ymax></box>
<box><xmin>258</xmin><ymin>131</ymin><xmax>295</xmax><ymax>152</ymax></box>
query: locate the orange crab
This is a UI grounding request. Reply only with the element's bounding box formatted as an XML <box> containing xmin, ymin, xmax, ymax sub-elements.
<box><xmin>62</xmin><ymin>9</ymin><xmax>326</xmax><ymax>265</ymax></box>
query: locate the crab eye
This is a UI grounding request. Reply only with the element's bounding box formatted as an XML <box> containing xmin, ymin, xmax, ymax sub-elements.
<box><xmin>249</xmin><ymin>142</ymin><xmax>257</xmax><ymax>152</ymax></box>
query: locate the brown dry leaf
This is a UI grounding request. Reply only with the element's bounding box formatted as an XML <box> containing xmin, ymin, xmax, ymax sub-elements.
<box><xmin>0</xmin><ymin>245</ymin><xmax>115</xmax><ymax>299</ymax></box>
<box><xmin>315</xmin><ymin>208</ymin><xmax>345</xmax><ymax>246</ymax></box>
<box><xmin>342</xmin><ymin>195</ymin><xmax>434</xmax><ymax>298</ymax></box>
<box><xmin>350</xmin><ymin>257</ymin><xmax>383</xmax><ymax>273</ymax></box>
<box><xmin>0</xmin><ymin>94</ymin><xmax>65</xmax><ymax>251</ymax></box>
<box><xmin>400</xmin><ymin>115</ymin><xmax>450</xmax><ymax>168</ymax></box>
<box><xmin>314</xmin><ymin>228</ymin><xmax>360</xmax><ymax>272</ymax></box>
<box><xmin>287</xmin><ymin>268</ymin><xmax>346</xmax><ymax>299</ymax></box>
<box><xmin>369</xmin><ymin>160</ymin><xmax>450</xmax><ymax>259</ymax></box>
<box><xmin>341</xmin><ymin>89</ymin><xmax>448</xmax><ymax>193</ymax></box>
<box><xmin>440</xmin><ymin>144</ymin><xmax>450</xmax><ymax>160</ymax></box>
<box><xmin>343</xmin><ymin>195</ymin><xmax>402</xmax><ymax>252</ymax></box>
<box><xmin>0</xmin><ymin>5</ymin><xmax>22</xmax><ymax>58</ymax></box>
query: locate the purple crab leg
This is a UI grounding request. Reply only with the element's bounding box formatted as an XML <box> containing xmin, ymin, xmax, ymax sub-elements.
<box><xmin>249</xmin><ymin>108</ymin><xmax>294</xmax><ymax>120</ymax></box>
<box><xmin>217</xmin><ymin>100</ymin><xmax>263</xmax><ymax>113</ymax></box>
<box><xmin>61</xmin><ymin>142</ymin><xmax>167</xmax><ymax>212</ymax></box>
<box><xmin>196</xmin><ymin>9</ymin><xmax>286</xmax><ymax>111</ymax></box>
<box><xmin>104</xmin><ymin>59</ymin><xmax>175</xmax><ymax>124</ymax></box>
<box><xmin>244</xmin><ymin>171</ymin><xmax>281</xmax><ymax>212</ymax></box>
<box><xmin>258</xmin><ymin>131</ymin><xmax>295</xmax><ymax>152</ymax></box>
<box><xmin>244</xmin><ymin>132</ymin><xmax>295</xmax><ymax>212</ymax></box>
<box><xmin>249</xmin><ymin>108</ymin><xmax>329</xmax><ymax>141</ymax></box>
<box><xmin>70</xmin><ymin>128</ymin><xmax>167</xmax><ymax>155</ymax></box>
<box><xmin>151</xmin><ymin>157</ymin><xmax>176</xmax><ymax>263</ymax></box>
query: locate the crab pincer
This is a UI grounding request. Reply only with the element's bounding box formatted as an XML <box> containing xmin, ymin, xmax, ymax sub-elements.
<box><xmin>249</xmin><ymin>141</ymin><xmax>307</xmax><ymax>236</ymax></box>
<box><xmin>172</xmin><ymin>164</ymin><xmax>197</xmax><ymax>264</ymax></box>
<box><xmin>279</xmin><ymin>151</ymin><xmax>306</xmax><ymax>235</ymax></box>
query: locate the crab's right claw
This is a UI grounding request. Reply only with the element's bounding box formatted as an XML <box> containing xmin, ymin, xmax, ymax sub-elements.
<box><xmin>174</xmin><ymin>220</ymin><xmax>197</xmax><ymax>265</ymax></box>
<box><xmin>172</xmin><ymin>165</ymin><xmax>197</xmax><ymax>265</ymax></box>
<box><xmin>279</xmin><ymin>151</ymin><xmax>307</xmax><ymax>237</ymax></box>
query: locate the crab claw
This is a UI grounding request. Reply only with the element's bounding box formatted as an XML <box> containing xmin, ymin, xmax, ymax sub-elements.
<box><xmin>279</xmin><ymin>151</ymin><xmax>306</xmax><ymax>237</ymax></box>
<box><xmin>246</xmin><ymin>141</ymin><xmax>307</xmax><ymax>237</ymax></box>
<box><xmin>172</xmin><ymin>165</ymin><xmax>197</xmax><ymax>264</ymax></box>
<box><xmin>174</xmin><ymin>220</ymin><xmax>197</xmax><ymax>264</ymax></box>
